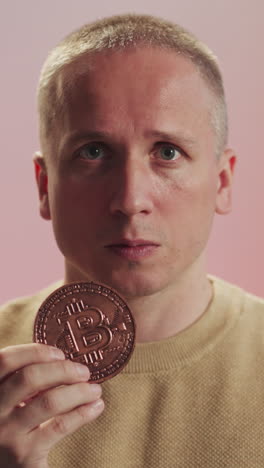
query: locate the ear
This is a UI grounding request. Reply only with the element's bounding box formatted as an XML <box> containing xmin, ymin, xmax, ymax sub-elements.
<box><xmin>33</xmin><ymin>151</ymin><xmax>51</xmax><ymax>220</ymax></box>
<box><xmin>215</xmin><ymin>148</ymin><xmax>237</xmax><ymax>215</ymax></box>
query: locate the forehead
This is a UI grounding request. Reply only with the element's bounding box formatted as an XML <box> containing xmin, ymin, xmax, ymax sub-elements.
<box><xmin>57</xmin><ymin>47</ymin><xmax>214</xmax><ymax>146</ymax></box>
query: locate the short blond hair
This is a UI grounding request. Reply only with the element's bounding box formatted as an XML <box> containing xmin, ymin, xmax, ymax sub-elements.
<box><xmin>37</xmin><ymin>13</ymin><xmax>228</xmax><ymax>158</ymax></box>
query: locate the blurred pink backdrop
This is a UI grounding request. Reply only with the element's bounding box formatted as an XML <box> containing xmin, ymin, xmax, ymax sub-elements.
<box><xmin>0</xmin><ymin>0</ymin><xmax>263</xmax><ymax>303</ymax></box>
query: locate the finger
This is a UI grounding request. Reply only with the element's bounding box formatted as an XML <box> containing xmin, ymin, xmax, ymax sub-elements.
<box><xmin>38</xmin><ymin>398</ymin><xmax>104</xmax><ymax>451</ymax></box>
<box><xmin>13</xmin><ymin>382</ymin><xmax>102</xmax><ymax>432</ymax></box>
<box><xmin>0</xmin><ymin>360</ymin><xmax>90</xmax><ymax>418</ymax></box>
<box><xmin>0</xmin><ymin>343</ymin><xmax>65</xmax><ymax>381</ymax></box>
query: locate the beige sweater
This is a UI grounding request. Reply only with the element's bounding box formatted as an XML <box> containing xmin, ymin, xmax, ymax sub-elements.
<box><xmin>0</xmin><ymin>275</ymin><xmax>264</xmax><ymax>467</ymax></box>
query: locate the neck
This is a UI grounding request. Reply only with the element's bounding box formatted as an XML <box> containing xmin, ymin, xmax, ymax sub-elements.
<box><xmin>130</xmin><ymin>270</ymin><xmax>213</xmax><ymax>343</ymax></box>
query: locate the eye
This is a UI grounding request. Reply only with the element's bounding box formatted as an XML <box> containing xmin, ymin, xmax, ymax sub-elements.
<box><xmin>76</xmin><ymin>143</ymin><xmax>106</xmax><ymax>160</ymax></box>
<box><xmin>155</xmin><ymin>143</ymin><xmax>183</xmax><ymax>161</ymax></box>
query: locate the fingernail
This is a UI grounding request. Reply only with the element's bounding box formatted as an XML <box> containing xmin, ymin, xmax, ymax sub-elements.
<box><xmin>51</xmin><ymin>347</ymin><xmax>65</xmax><ymax>359</ymax></box>
<box><xmin>90</xmin><ymin>384</ymin><xmax>102</xmax><ymax>397</ymax></box>
<box><xmin>76</xmin><ymin>363</ymin><xmax>90</xmax><ymax>378</ymax></box>
<box><xmin>91</xmin><ymin>398</ymin><xmax>104</xmax><ymax>412</ymax></box>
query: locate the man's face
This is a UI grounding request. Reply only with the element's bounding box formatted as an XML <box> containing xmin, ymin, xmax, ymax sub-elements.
<box><xmin>37</xmin><ymin>47</ymin><xmax>234</xmax><ymax>299</ymax></box>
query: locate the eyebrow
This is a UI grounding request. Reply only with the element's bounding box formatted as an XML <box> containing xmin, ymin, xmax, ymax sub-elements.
<box><xmin>145</xmin><ymin>130</ymin><xmax>196</xmax><ymax>148</ymax></box>
<box><xmin>64</xmin><ymin>129</ymin><xmax>197</xmax><ymax>150</ymax></box>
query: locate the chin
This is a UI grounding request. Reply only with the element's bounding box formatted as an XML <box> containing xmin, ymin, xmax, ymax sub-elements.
<box><xmin>66</xmin><ymin>258</ymin><xmax>167</xmax><ymax>298</ymax></box>
<box><xmin>106</xmin><ymin>272</ymin><xmax>165</xmax><ymax>299</ymax></box>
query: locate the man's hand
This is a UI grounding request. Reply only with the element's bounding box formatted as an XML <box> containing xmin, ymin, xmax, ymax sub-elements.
<box><xmin>0</xmin><ymin>343</ymin><xmax>104</xmax><ymax>468</ymax></box>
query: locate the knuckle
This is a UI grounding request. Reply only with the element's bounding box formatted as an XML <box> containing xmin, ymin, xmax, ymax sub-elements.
<box><xmin>51</xmin><ymin>415</ymin><xmax>69</xmax><ymax>435</ymax></box>
<box><xmin>60</xmin><ymin>359</ymin><xmax>78</xmax><ymax>378</ymax></box>
<box><xmin>76</xmin><ymin>400</ymin><xmax>104</xmax><ymax>421</ymax></box>
<box><xmin>59</xmin><ymin>359</ymin><xmax>71</xmax><ymax>375</ymax></box>
<box><xmin>40</xmin><ymin>392</ymin><xmax>57</xmax><ymax>413</ymax></box>
<box><xmin>33</xmin><ymin>343</ymin><xmax>50</xmax><ymax>361</ymax></box>
<box><xmin>76</xmin><ymin>382</ymin><xmax>89</xmax><ymax>398</ymax></box>
<box><xmin>80</xmin><ymin>382</ymin><xmax>101</xmax><ymax>400</ymax></box>
<box><xmin>76</xmin><ymin>404</ymin><xmax>91</xmax><ymax>422</ymax></box>
<box><xmin>20</xmin><ymin>366</ymin><xmax>36</xmax><ymax>388</ymax></box>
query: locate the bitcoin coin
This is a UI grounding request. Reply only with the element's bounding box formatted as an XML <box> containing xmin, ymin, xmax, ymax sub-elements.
<box><xmin>33</xmin><ymin>281</ymin><xmax>136</xmax><ymax>383</ymax></box>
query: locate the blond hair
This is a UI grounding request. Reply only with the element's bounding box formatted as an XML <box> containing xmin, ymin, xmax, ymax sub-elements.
<box><xmin>37</xmin><ymin>13</ymin><xmax>228</xmax><ymax>158</ymax></box>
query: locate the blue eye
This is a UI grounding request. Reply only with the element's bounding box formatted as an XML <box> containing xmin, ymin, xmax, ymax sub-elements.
<box><xmin>158</xmin><ymin>144</ymin><xmax>181</xmax><ymax>161</ymax></box>
<box><xmin>78</xmin><ymin>144</ymin><xmax>105</xmax><ymax>160</ymax></box>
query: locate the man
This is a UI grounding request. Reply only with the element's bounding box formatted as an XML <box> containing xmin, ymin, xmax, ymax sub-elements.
<box><xmin>0</xmin><ymin>12</ymin><xmax>263</xmax><ymax>468</ymax></box>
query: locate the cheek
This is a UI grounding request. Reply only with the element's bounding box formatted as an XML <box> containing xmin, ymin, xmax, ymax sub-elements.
<box><xmin>48</xmin><ymin>178</ymin><xmax>100</xmax><ymax>254</ymax></box>
<box><xmin>48</xmin><ymin>179</ymin><xmax>84</xmax><ymax>240</ymax></box>
<box><xmin>51</xmin><ymin>177</ymin><xmax>104</xmax><ymax>219</ymax></box>
<box><xmin>165</xmin><ymin>170</ymin><xmax>218</xmax><ymax>237</ymax></box>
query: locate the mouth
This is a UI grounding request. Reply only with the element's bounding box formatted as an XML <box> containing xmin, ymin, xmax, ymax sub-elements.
<box><xmin>105</xmin><ymin>240</ymin><xmax>159</xmax><ymax>260</ymax></box>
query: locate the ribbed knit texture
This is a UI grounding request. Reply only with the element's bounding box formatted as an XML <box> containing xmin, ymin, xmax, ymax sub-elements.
<box><xmin>1</xmin><ymin>275</ymin><xmax>264</xmax><ymax>467</ymax></box>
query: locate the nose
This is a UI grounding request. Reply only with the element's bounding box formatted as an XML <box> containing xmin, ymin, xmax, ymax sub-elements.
<box><xmin>109</xmin><ymin>156</ymin><xmax>154</xmax><ymax>218</ymax></box>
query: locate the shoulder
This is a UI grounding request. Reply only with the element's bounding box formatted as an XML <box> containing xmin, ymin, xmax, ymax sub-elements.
<box><xmin>0</xmin><ymin>280</ymin><xmax>63</xmax><ymax>314</ymax></box>
<box><xmin>208</xmin><ymin>273</ymin><xmax>264</xmax><ymax>334</ymax></box>
<box><xmin>208</xmin><ymin>273</ymin><xmax>264</xmax><ymax>307</ymax></box>
<box><xmin>0</xmin><ymin>281</ymin><xmax>63</xmax><ymax>348</ymax></box>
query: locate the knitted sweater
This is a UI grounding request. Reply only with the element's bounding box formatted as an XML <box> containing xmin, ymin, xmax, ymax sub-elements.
<box><xmin>0</xmin><ymin>275</ymin><xmax>264</xmax><ymax>467</ymax></box>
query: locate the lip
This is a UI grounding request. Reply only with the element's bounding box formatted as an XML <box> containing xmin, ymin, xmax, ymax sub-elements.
<box><xmin>105</xmin><ymin>238</ymin><xmax>160</xmax><ymax>260</ymax></box>
<box><xmin>106</xmin><ymin>244</ymin><xmax>158</xmax><ymax>260</ymax></box>
<box><xmin>106</xmin><ymin>238</ymin><xmax>159</xmax><ymax>247</ymax></box>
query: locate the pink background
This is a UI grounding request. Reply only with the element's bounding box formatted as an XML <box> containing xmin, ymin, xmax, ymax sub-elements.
<box><xmin>1</xmin><ymin>0</ymin><xmax>263</xmax><ymax>304</ymax></box>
